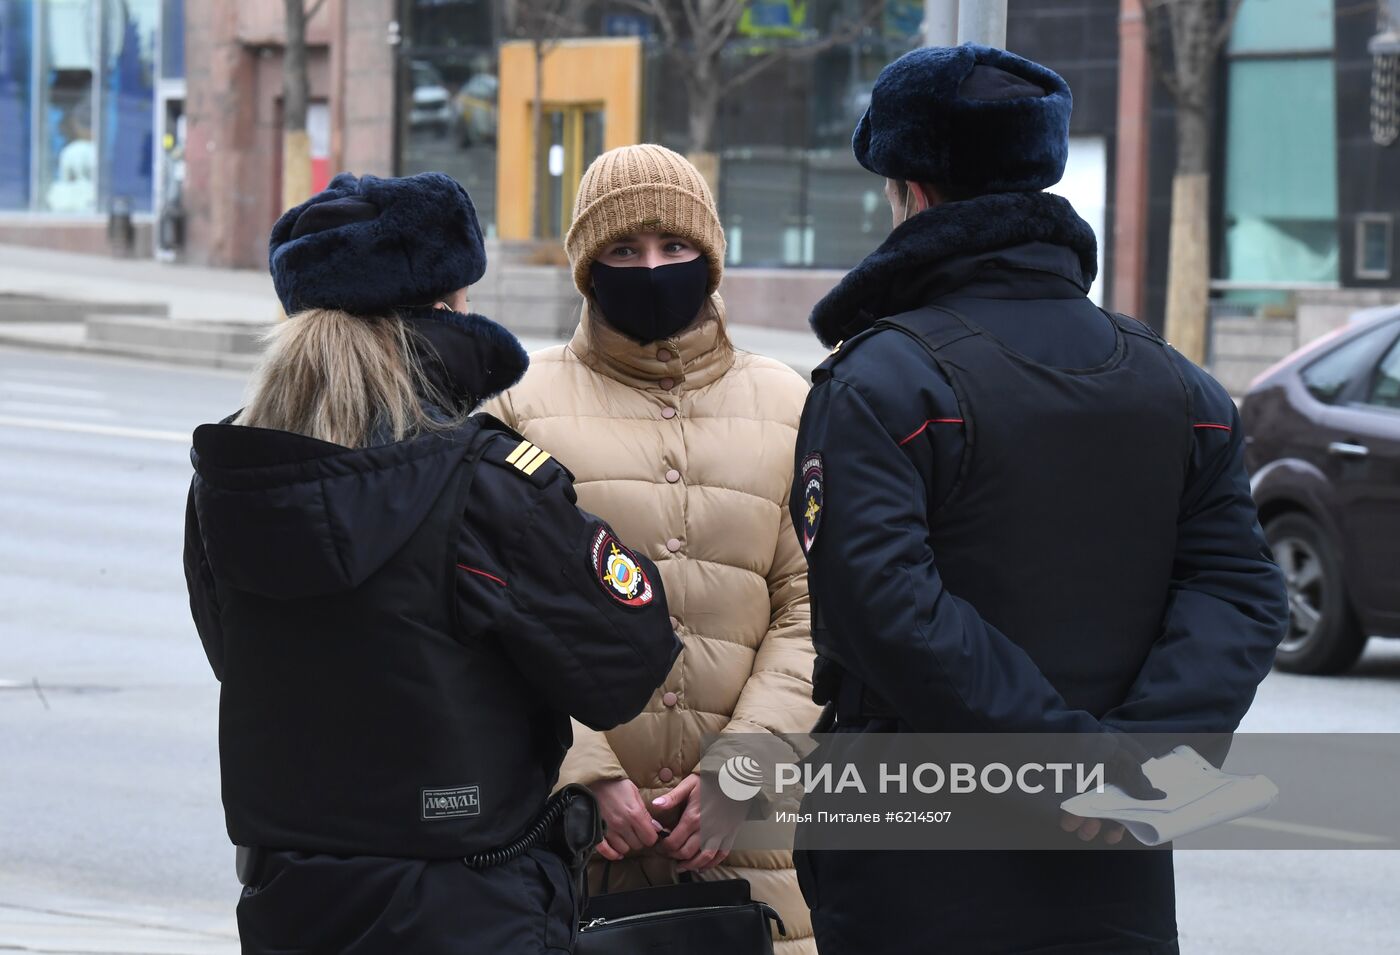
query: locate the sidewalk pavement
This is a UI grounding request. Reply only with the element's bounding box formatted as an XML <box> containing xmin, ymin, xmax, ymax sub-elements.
<box><xmin>0</xmin><ymin>245</ymin><xmax>832</xmax><ymax>379</ymax></box>
<box><xmin>0</xmin><ymin>885</ymin><xmax>237</xmax><ymax>955</ymax></box>
<box><xmin>0</xmin><ymin>245</ymin><xmax>277</xmax><ymax>322</ymax></box>
<box><xmin>0</xmin><ymin>906</ymin><xmax>238</xmax><ymax>954</ymax></box>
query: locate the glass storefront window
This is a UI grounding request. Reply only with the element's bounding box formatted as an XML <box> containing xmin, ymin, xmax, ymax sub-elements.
<box><xmin>722</xmin><ymin>148</ymin><xmax>807</xmax><ymax>266</ymax></box>
<box><xmin>102</xmin><ymin>0</ymin><xmax>156</xmax><ymax>212</ymax></box>
<box><xmin>0</xmin><ymin>0</ymin><xmax>33</xmax><ymax>210</ymax></box>
<box><xmin>400</xmin><ymin>0</ymin><xmax>498</xmax><ymax>234</ymax></box>
<box><xmin>1223</xmin><ymin>56</ymin><xmax>1339</xmax><ymax>285</ymax></box>
<box><xmin>37</xmin><ymin>0</ymin><xmax>97</xmax><ymax>214</ymax></box>
<box><xmin>717</xmin><ymin>26</ymin><xmax>915</xmax><ymax>269</ymax></box>
<box><xmin>0</xmin><ymin>0</ymin><xmax>162</xmax><ymax>215</ymax></box>
<box><xmin>400</xmin><ymin>50</ymin><xmax>500</xmax><ymax>235</ymax></box>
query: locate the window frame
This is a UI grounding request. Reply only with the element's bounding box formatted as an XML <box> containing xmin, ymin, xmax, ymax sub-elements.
<box><xmin>1359</xmin><ymin>331</ymin><xmax>1400</xmax><ymax>414</ymax></box>
<box><xmin>1356</xmin><ymin>214</ymin><xmax>1394</xmax><ymax>281</ymax></box>
<box><xmin>1299</xmin><ymin>318</ymin><xmax>1400</xmax><ymax>407</ymax></box>
<box><xmin>1219</xmin><ymin>1</ymin><xmax>1340</xmax><ymax>289</ymax></box>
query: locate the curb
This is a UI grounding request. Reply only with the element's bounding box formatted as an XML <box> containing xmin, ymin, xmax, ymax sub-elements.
<box><xmin>0</xmin><ymin>330</ymin><xmax>261</xmax><ymax>372</ymax></box>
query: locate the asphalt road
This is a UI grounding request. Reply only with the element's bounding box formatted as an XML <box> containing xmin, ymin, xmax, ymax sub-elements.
<box><xmin>1</xmin><ymin>347</ymin><xmax>1397</xmax><ymax>953</ymax></box>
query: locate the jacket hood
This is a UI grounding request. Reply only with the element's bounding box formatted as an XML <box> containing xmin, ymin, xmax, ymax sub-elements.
<box><xmin>809</xmin><ymin>191</ymin><xmax>1097</xmax><ymax>347</ymax></box>
<box><xmin>190</xmin><ymin>422</ymin><xmax>472</xmax><ymax>600</ymax></box>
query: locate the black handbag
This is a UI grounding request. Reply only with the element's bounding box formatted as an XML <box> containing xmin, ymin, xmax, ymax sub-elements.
<box><xmin>576</xmin><ymin>873</ymin><xmax>786</xmax><ymax>954</ymax></box>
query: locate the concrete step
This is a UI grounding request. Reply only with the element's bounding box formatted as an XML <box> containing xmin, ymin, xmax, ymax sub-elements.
<box><xmin>86</xmin><ymin>315</ymin><xmax>269</xmax><ymax>356</ymax></box>
<box><xmin>55</xmin><ymin>315</ymin><xmax>268</xmax><ymax>370</ymax></box>
<box><xmin>0</xmin><ymin>295</ymin><xmax>170</xmax><ymax>323</ymax></box>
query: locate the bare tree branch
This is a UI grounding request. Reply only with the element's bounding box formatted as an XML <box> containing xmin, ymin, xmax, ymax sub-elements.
<box><xmin>1212</xmin><ymin>0</ymin><xmax>1247</xmax><ymax>52</ymax></box>
<box><xmin>306</xmin><ymin>0</ymin><xmax>328</xmax><ymax>22</ymax></box>
<box><xmin>720</xmin><ymin>1</ymin><xmax>885</xmax><ymax>95</ymax></box>
<box><xmin>622</xmin><ymin>0</ymin><xmax>885</xmax><ymax>153</ymax></box>
<box><xmin>1142</xmin><ymin>0</ymin><xmax>1182</xmax><ymax>100</ymax></box>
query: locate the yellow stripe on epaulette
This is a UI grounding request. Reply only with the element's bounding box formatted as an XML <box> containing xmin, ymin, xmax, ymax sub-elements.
<box><xmin>501</xmin><ymin>439</ymin><xmax>555</xmax><ymax>477</ymax></box>
<box><xmin>521</xmin><ymin>450</ymin><xmax>552</xmax><ymax>475</ymax></box>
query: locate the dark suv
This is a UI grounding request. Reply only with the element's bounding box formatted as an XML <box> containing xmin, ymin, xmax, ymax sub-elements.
<box><xmin>1242</xmin><ymin>308</ymin><xmax>1400</xmax><ymax>674</ymax></box>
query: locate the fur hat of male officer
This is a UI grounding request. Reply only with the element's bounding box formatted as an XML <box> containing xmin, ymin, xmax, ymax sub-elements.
<box><xmin>269</xmin><ymin>172</ymin><xmax>487</xmax><ymax>316</ymax></box>
<box><xmin>853</xmin><ymin>43</ymin><xmax>1072</xmax><ymax>197</ymax></box>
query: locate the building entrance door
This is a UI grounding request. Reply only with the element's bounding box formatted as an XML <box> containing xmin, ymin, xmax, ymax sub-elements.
<box><xmin>535</xmin><ymin>104</ymin><xmax>604</xmax><ymax>239</ymax></box>
<box><xmin>496</xmin><ymin>37</ymin><xmax>640</xmax><ymax>241</ymax></box>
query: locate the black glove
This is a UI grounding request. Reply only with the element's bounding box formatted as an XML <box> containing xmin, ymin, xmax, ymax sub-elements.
<box><xmin>1105</xmin><ymin>732</ymin><xmax>1168</xmax><ymax>801</ymax></box>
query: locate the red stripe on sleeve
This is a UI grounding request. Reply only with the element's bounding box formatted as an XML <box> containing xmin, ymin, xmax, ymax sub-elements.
<box><xmin>457</xmin><ymin>564</ymin><xmax>507</xmax><ymax>587</ymax></box>
<box><xmin>898</xmin><ymin>418</ymin><xmax>965</xmax><ymax>447</ymax></box>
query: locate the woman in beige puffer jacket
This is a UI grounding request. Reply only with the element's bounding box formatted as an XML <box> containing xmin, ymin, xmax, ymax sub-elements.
<box><xmin>483</xmin><ymin>144</ymin><xmax>818</xmax><ymax>954</ymax></box>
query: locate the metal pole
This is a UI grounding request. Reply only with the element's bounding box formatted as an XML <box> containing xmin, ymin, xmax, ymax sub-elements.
<box><xmin>924</xmin><ymin>0</ymin><xmax>959</xmax><ymax>46</ymax></box>
<box><xmin>957</xmin><ymin>0</ymin><xmax>1008</xmax><ymax>47</ymax></box>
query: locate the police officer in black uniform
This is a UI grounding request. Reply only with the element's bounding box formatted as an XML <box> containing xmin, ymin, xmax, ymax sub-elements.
<box><xmin>184</xmin><ymin>172</ymin><xmax>681</xmax><ymax>953</ymax></box>
<box><xmin>790</xmin><ymin>46</ymin><xmax>1289</xmax><ymax>953</ymax></box>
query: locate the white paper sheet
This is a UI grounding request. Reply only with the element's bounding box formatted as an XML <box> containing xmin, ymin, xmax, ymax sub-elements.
<box><xmin>1059</xmin><ymin>745</ymin><xmax>1279</xmax><ymax>846</ymax></box>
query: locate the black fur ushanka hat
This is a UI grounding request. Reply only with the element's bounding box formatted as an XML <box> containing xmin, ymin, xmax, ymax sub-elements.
<box><xmin>854</xmin><ymin>43</ymin><xmax>1073</xmax><ymax>197</ymax></box>
<box><xmin>269</xmin><ymin>172</ymin><xmax>487</xmax><ymax>316</ymax></box>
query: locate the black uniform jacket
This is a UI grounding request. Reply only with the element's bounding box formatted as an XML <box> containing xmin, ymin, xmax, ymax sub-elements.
<box><xmin>183</xmin><ymin>307</ymin><xmax>681</xmax><ymax>954</ymax></box>
<box><xmin>796</xmin><ymin>191</ymin><xmax>1287</xmax><ymax>741</ymax></box>
<box><xmin>790</xmin><ymin>192</ymin><xmax>1289</xmax><ymax>955</ymax></box>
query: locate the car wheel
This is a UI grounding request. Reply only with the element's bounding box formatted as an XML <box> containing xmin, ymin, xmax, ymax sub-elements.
<box><xmin>1266</xmin><ymin>513</ymin><xmax>1367</xmax><ymax>674</ymax></box>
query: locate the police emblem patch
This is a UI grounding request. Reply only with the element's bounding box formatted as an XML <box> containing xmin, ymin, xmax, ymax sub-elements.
<box><xmin>590</xmin><ymin>526</ymin><xmax>654</xmax><ymax>608</ymax></box>
<box><xmin>800</xmin><ymin>451</ymin><xmax>823</xmax><ymax>553</ymax></box>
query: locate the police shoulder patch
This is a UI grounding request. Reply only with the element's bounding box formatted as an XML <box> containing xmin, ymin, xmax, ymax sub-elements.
<box><xmin>799</xmin><ymin>451</ymin><xmax>823</xmax><ymax>553</ymax></box>
<box><xmin>590</xmin><ymin>526</ymin><xmax>654</xmax><ymax>608</ymax></box>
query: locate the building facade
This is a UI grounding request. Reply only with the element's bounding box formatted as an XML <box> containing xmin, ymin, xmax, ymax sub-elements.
<box><xmin>1</xmin><ymin>0</ymin><xmax>1394</xmax><ymax>357</ymax></box>
<box><xmin>180</xmin><ymin>0</ymin><xmax>397</xmax><ymax>270</ymax></box>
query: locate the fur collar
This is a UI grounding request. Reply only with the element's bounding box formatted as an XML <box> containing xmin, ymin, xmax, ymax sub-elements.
<box><xmin>809</xmin><ymin>191</ymin><xmax>1098</xmax><ymax>347</ymax></box>
<box><xmin>401</xmin><ymin>306</ymin><xmax>529</xmax><ymax>412</ymax></box>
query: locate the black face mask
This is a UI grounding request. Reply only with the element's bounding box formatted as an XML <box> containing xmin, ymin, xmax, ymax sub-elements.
<box><xmin>590</xmin><ymin>257</ymin><xmax>710</xmax><ymax>344</ymax></box>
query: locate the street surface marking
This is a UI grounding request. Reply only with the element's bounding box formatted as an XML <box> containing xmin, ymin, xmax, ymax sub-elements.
<box><xmin>1</xmin><ymin>381</ymin><xmax>106</xmax><ymax>400</ymax></box>
<box><xmin>0</xmin><ymin>414</ymin><xmax>187</xmax><ymax>444</ymax></box>
<box><xmin>1228</xmin><ymin>816</ymin><xmax>1392</xmax><ymax>845</ymax></box>
<box><xmin>1</xmin><ymin>399</ymin><xmax>118</xmax><ymax>419</ymax></box>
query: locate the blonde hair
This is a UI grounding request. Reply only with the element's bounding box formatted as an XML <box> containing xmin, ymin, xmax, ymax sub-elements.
<box><xmin>237</xmin><ymin>309</ymin><xmax>455</xmax><ymax>448</ymax></box>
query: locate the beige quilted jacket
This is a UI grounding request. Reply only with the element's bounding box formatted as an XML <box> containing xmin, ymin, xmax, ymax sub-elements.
<box><xmin>483</xmin><ymin>296</ymin><xmax>819</xmax><ymax>953</ymax></box>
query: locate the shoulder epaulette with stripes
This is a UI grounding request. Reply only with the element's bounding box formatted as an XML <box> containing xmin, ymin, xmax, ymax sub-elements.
<box><xmin>481</xmin><ymin>432</ymin><xmax>568</xmax><ymax>486</ymax></box>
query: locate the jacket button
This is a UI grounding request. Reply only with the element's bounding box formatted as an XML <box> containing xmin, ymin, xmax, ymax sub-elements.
<box><xmin>657</xmin><ymin>348</ymin><xmax>672</xmax><ymax>362</ymax></box>
<box><xmin>666</xmin><ymin>538</ymin><xmax>681</xmax><ymax>553</ymax></box>
<box><xmin>659</xmin><ymin>767</ymin><xmax>674</xmax><ymax>783</ymax></box>
<box><xmin>659</xmin><ymin>377</ymin><xmax>675</xmax><ymax>390</ymax></box>
<box><xmin>662</xmin><ymin>691</ymin><xmax>678</xmax><ymax>707</ymax></box>
<box><xmin>661</xmin><ymin>406</ymin><xmax>677</xmax><ymax>420</ymax></box>
<box><xmin>665</xmin><ymin>468</ymin><xmax>680</xmax><ymax>483</ymax></box>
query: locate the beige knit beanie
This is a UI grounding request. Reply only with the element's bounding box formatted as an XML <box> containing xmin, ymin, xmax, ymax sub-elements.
<box><xmin>565</xmin><ymin>144</ymin><xmax>726</xmax><ymax>298</ymax></box>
